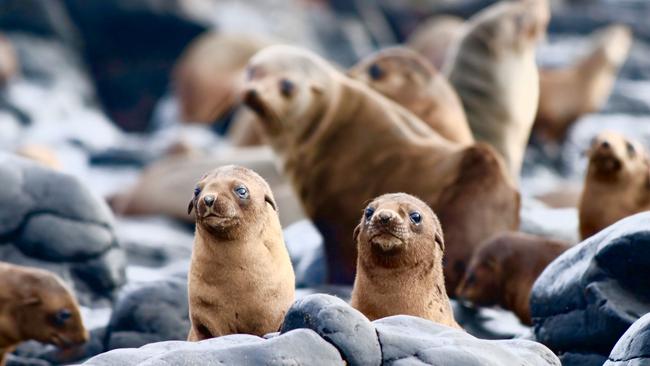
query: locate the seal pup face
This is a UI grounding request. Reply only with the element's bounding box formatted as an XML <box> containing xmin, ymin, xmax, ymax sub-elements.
<box><xmin>354</xmin><ymin>193</ymin><xmax>444</xmax><ymax>268</ymax></box>
<box><xmin>241</xmin><ymin>45</ymin><xmax>335</xmax><ymax>152</ymax></box>
<box><xmin>586</xmin><ymin>131</ymin><xmax>650</xmax><ymax>183</ymax></box>
<box><xmin>188</xmin><ymin>165</ymin><xmax>277</xmax><ymax>240</ymax></box>
<box><xmin>456</xmin><ymin>242</ymin><xmax>504</xmax><ymax>306</ymax></box>
<box><xmin>13</xmin><ymin>271</ymin><xmax>88</xmax><ymax>349</ymax></box>
<box><xmin>348</xmin><ymin>48</ymin><xmax>432</xmax><ymax>104</ymax></box>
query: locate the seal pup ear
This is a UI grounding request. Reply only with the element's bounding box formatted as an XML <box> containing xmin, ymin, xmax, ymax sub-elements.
<box><xmin>353</xmin><ymin>224</ymin><xmax>361</xmax><ymax>243</ymax></box>
<box><xmin>434</xmin><ymin>231</ymin><xmax>445</xmax><ymax>251</ymax></box>
<box><xmin>21</xmin><ymin>296</ymin><xmax>41</xmax><ymax>306</ymax></box>
<box><xmin>311</xmin><ymin>84</ymin><xmax>324</xmax><ymax>95</ymax></box>
<box><xmin>187</xmin><ymin>197</ymin><xmax>195</xmax><ymax>215</ymax></box>
<box><xmin>264</xmin><ymin>194</ymin><xmax>277</xmax><ymax>211</ymax></box>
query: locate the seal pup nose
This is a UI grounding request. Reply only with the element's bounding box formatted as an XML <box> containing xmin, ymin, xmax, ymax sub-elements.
<box><xmin>203</xmin><ymin>195</ymin><xmax>216</xmax><ymax>207</ymax></box>
<box><xmin>600</xmin><ymin>140</ymin><xmax>610</xmax><ymax>149</ymax></box>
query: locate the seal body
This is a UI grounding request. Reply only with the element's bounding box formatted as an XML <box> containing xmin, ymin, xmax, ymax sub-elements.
<box><xmin>349</xmin><ymin>47</ymin><xmax>473</xmax><ymax>145</ymax></box>
<box><xmin>579</xmin><ymin>132</ymin><xmax>650</xmax><ymax>239</ymax></box>
<box><xmin>242</xmin><ymin>45</ymin><xmax>519</xmax><ymax>290</ymax></box>
<box><xmin>534</xmin><ymin>25</ymin><xmax>632</xmax><ymax>143</ymax></box>
<box><xmin>0</xmin><ymin>35</ymin><xmax>18</xmax><ymax>86</ymax></box>
<box><xmin>408</xmin><ymin>15</ymin><xmax>465</xmax><ymax>70</ymax></box>
<box><xmin>445</xmin><ymin>0</ymin><xmax>549</xmax><ymax>181</ymax></box>
<box><xmin>187</xmin><ymin>165</ymin><xmax>295</xmax><ymax>340</ymax></box>
<box><xmin>456</xmin><ymin>232</ymin><xmax>570</xmax><ymax>325</ymax></box>
<box><xmin>0</xmin><ymin>262</ymin><xmax>88</xmax><ymax>366</ymax></box>
<box><xmin>350</xmin><ymin>193</ymin><xmax>459</xmax><ymax>328</ymax></box>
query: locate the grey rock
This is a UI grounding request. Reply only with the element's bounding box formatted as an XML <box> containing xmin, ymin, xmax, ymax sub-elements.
<box><xmin>531</xmin><ymin>212</ymin><xmax>650</xmax><ymax>356</ymax></box>
<box><xmin>105</xmin><ymin>278</ymin><xmax>190</xmax><ymax>350</ymax></box>
<box><xmin>72</xmin><ymin>247</ymin><xmax>126</xmax><ymax>293</ymax></box>
<box><xmin>604</xmin><ymin>313</ymin><xmax>650</xmax><ymax>366</ymax></box>
<box><xmin>20</xmin><ymin>214</ymin><xmax>113</xmax><ymax>261</ymax></box>
<box><xmin>84</xmin><ymin>329</ymin><xmax>344</xmax><ymax>366</ymax></box>
<box><xmin>0</xmin><ymin>158</ymin><xmax>33</xmax><ymax>233</ymax></box>
<box><xmin>280</xmin><ymin>294</ymin><xmax>381</xmax><ymax>366</ymax></box>
<box><xmin>374</xmin><ymin>315</ymin><xmax>560</xmax><ymax>366</ymax></box>
<box><xmin>559</xmin><ymin>352</ymin><xmax>608</xmax><ymax>366</ymax></box>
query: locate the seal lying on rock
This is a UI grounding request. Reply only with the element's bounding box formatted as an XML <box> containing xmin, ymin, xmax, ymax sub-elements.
<box><xmin>534</xmin><ymin>24</ymin><xmax>633</xmax><ymax>143</ymax></box>
<box><xmin>350</xmin><ymin>193</ymin><xmax>459</xmax><ymax>328</ymax></box>
<box><xmin>456</xmin><ymin>232</ymin><xmax>571</xmax><ymax>325</ymax></box>
<box><xmin>242</xmin><ymin>44</ymin><xmax>519</xmax><ymax>290</ymax></box>
<box><xmin>187</xmin><ymin>165</ymin><xmax>295</xmax><ymax>340</ymax></box>
<box><xmin>579</xmin><ymin>131</ymin><xmax>650</xmax><ymax>239</ymax></box>
<box><xmin>348</xmin><ymin>47</ymin><xmax>472</xmax><ymax>145</ymax></box>
<box><xmin>445</xmin><ymin>0</ymin><xmax>549</xmax><ymax>182</ymax></box>
<box><xmin>0</xmin><ymin>262</ymin><xmax>88</xmax><ymax>366</ymax></box>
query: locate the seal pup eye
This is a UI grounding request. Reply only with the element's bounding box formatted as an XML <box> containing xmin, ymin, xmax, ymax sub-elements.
<box><xmin>234</xmin><ymin>185</ymin><xmax>249</xmax><ymax>199</ymax></box>
<box><xmin>194</xmin><ymin>186</ymin><xmax>201</xmax><ymax>196</ymax></box>
<box><xmin>364</xmin><ymin>207</ymin><xmax>375</xmax><ymax>221</ymax></box>
<box><xmin>279</xmin><ymin>79</ymin><xmax>294</xmax><ymax>97</ymax></box>
<box><xmin>626</xmin><ymin>141</ymin><xmax>636</xmax><ymax>158</ymax></box>
<box><xmin>409</xmin><ymin>211</ymin><xmax>422</xmax><ymax>224</ymax></box>
<box><xmin>368</xmin><ymin>63</ymin><xmax>384</xmax><ymax>80</ymax></box>
<box><xmin>54</xmin><ymin>308</ymin><xmax>72</xmax><ymax>326</ymax></box>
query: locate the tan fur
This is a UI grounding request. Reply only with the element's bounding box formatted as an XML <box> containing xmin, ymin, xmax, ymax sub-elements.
<box><xmin>348</xmin><ymin>47</ymin><xmax>473</xmax><ymax>145</ymax></box>
<box><xmin>242</xmin><ymin>45</ymin><xmax>519</xmax><ymax>290</ymax></box>
<box><xmin>15</xmin><ymin>145</ymin><xmax>61</xmax><ymax>170</ymax></box>
<box><xmin>579</xmin><ymin>131</ymin><xmax>650</xmax><ymax>239</ymax></box>
<box><xmin>408</xmin><ymin>15</ymin><xmax>465</xmax><ymax>70</ymax></box>
<box><xmin>0</xmin><ymin>262</ymin><xmax>88</xmax><ymax>366</ymax></box>
<box><xmin>534</xmin><ymin>25</ymin><xmax>632</xmax><ymax>142</ymax></box>
<box><xmin>456</xmin><ymin>232</ymin><xmax>570</xmax><ymax>325</ymax></box>
<box><xmin>0</xmin><ymin>35</ymin><xmax>18</xmax><ymax>86</ymax></box>
<box><xmin>187</xmin><ymin>165</ymin><xmax>295</xmax><ymax>340</ymax></box>
<box><xmin>350</xmin><ymin>193</ymin><xmax>460</xmax><ymax>328</ymax></box>
<box><xmin>107</xmin><ymin>148</ymin><xmax>306</xmax><ymax>227</ymax></box>
<box><xmin>226</xmin><ymin>108</ymin><xmax>266</xmax><ymax>147</ymax></box>
<box><xmin>173</xmin><ymin>32</ymin><xmax>270</xmax><ymax>123</ymax></box>
<box><xmin>445</xmin><ymin>0</ymin><xmax>549</xmax><ymax>182</ymax></box>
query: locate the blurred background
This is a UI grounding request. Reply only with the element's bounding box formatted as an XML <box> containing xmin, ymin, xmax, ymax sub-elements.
<box><xmin>1</xmin><ymin>0</ymin><xmax>650</xmax><ymax>364</ymax></box>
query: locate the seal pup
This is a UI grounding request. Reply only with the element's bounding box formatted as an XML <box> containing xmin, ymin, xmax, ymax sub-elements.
<box><xmin>579</xmin><ymin>131</ymin><xmax>650</xmax><ymax>239</ymax></box>
<box><xmin>350</xmin><ymin>193</ymin><xmax>460</xmax><ymax>328</ymax></box>
<box><xmin>407</xmin><ymin>15</ymin><xmax>465</xmax><ymax>70</ymax></box>
<box><xmin>173</xmin><ymin>32</ymin><xmax>270</xmax><ymax>124</ymax></box>
<box><xmin>348</xmin><ymin>47</ymin><xmax>473</xmax><ymax>145</ymax></box>
<box><xmin>445</xmin><ymin>0</ymin><xmax>550</xmax><ymax>182</ymax></box>
<box><xmin>0</xmin><ymin>262</ymin><xmax>88</xmax><ymax>366</ymax></box>
<box><xmin>242</xmin><ymin>44</ymin><xmax>519</xmax><ymax>290</ymax></box>
<box><xmin>534</xmin><ymin>24</ymin><xmax>633</xmax><ymax>143</ymax></box>
<box><xmin>456</xmin><ymin>232</ymin><xmax>570</xmax><ymax>325</ymax></box>
<box><xmin>187</xmin><ymin>165</ymin><xmax>295</xmax><ymax>340</ymax></box>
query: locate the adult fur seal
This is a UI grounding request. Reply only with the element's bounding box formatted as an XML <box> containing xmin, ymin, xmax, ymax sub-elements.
<box><xmin>242</xmin><ymin>45</ymin><xmax>519</xmax><ymax>290</ymax></box>
<box><xmin>0</xmin><ymin>262</ymin><xmax>88</xmax><ymax>366</ymax></box>
<box><xmin>173</xmin><ymin>32</ymin><xmax>270</xmax><ymax>124</ymax></box>
<box><xmin>456</xmin><ymin>232</ymin><xmax>570</xmax><ymax>325</ymax></box>
<box><xmin>348</xmin><ymin>47</ymin><xmax>473</xmax><ymax>145</ymax></box>
<box><xmin>187</xmin><ymin>165</ymin><xmax>295</xmax><ymax>340</ymax></box>
<box><xmin>445</xmin><ymin>0</ymin><xmax>549</xmax><ymax>182</ymax></box>
<box><xmin>579</xmin><ymin>131</ymin><xmax>650</xmax><ymax>239</ymax></box>
<box><xmin>408</xmin><ymin>15</ymin><xmax>465</xmax><ymax>70</ymax></box>
<box><xmin>534</xmin><ymin>24</ymin><xmax>632</xmax><ymax>143</ymax></box>
<box><xmin>350</xmin><ymin>193</ymin><xmax>459</xmax><ymax>328</ymax></box>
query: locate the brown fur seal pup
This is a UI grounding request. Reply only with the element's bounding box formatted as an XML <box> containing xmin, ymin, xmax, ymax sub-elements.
<box><xmin>534</xmin><ymin>25</ymin><xmax>633</xmax><ymax>143</ymax></box>
<box><xmin>173</xmin><ymin>32</ymin><xmax>270</xmax><ymax>123</ymax></box>
<box><xmin>407</xmin><ymin>15</ymin><xmax>465</xmax><ymax>70</ymax></box>
<box><xmin>350</xmin><ymin>193</ymin><xmax>460</xmax><ymax>328</ymax></box>
<box><xmin>0</xmin><ymin>35</ymin><xmax>18</xmax><ymax>86</ymax></box>
<box><xmin>0</xmin><ymin>262</ymin><xmax>88</xmax><ymax>366</ymax></box>
<box><xmin>445</xmin><ymin>0</ymin><xmax>549</xmax><ymax>182</ymax></box>
<box><xmin>456</xmin><ymin>232</ymin><xmax>570</xmax><ymax>325</ymax></box>
<box><xmin>579</xmin><ymin>131</ymin><xmax>650</xmax><ymax>239</ymax></box>
<box><xmin>242</xmin><ymin>45</ymin><xmax>519</xmax><ymax>290</ymax></box>
<box><xmin>348</xmin><ymin>47</ymin><xmax>473</xmax><ymax>145</ymax></box>
<box><xmin>108</xmin><ymin>147</ymin><xmax>306</xmax><ymax>227</ymax></box>
<box><xmin>187</xmin><ymin>165</ymin><xmax>295</xmax><ymax>339</ymax></box>
<box><xmin>226</xmin><ymin>108</ymin><xmax>266</xmax><ymax>147</ymax></box>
